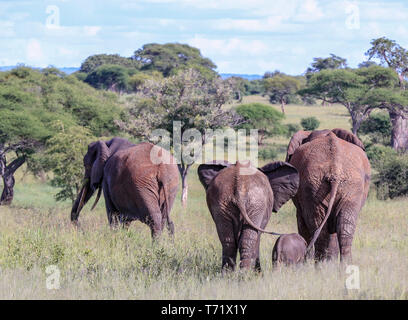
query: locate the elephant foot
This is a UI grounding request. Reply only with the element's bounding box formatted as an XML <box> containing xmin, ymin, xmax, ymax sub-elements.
<box><xmin>239</xmin><ymin>258</ymin><xmax>255</xmax><ymax>270</ymax></box>
<box><xmin>222</xmin><ymin>255</ymin><xmax>237</xmax><ymax>271</ymax></box>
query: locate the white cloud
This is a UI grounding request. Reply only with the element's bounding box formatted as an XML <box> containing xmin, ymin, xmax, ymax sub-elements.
<box><xmin>0</xmin><ymin>21</ymin><xmax>15</xmax><ymax>37</ymax></box>
<box><xmin>188</xmin><ymin>36</ymin><xmax>269</xmax><ymax>56</ymax></box>
<box><xmin>212</xmin><ymin>17</ymin><xmax>302</xmax><ymax>32</ymax></box>
<box><xmin>84</xmin><ymin>26</ymin><xmax>101</xmax><ymax>36</ymax></box>
<box><xmin>360</xmin><ymin>1</ymin><xmax>408</xmax><ymax>21</ymax></box>
<box><xmin>26</xmin><ymin>38</ymin><xmax>45</xmax><ymax>65</ymax></box>
<box><xmin>43</xmin><ymin>25</ymin><xmax>102</xmax><ymax>38</ymax></box>
<box><xmin>295</xmin><ymin>0</ymin><xmax>324</xmax><ymax>22</ymax></box>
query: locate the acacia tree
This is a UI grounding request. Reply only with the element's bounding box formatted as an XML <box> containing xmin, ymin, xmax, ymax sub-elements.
<box><xmin>305</xmin><ymin>54</ymin><xmax>348</xmax><ymax>76</ymax></box>
<box><xmin>132</xmin><ymin>43</ymin><xmax>217</xmax><ymax>79</ymax></box>
<box><xmin>0</xmin><ymin>66</ymin><xmax>122</xmax><ymax>205</ymax></box>
<box><xmin>41</xmin><ymin>121</ymin><xmax>95</xmax><ymax>203</ymax></box>
<box><xmin>0</xmin><ymin>69</ymin><xmax>50</xmax><ymax>205</ymax></box>
<box><xmin>300</xmin><ymin>66</ymin><xmax>403</xmax><ymax>134</ymax></box>
<box><xmin>366</xmin><ymin>37</ymin><xmax>408</xmax><ymax>151</ymax></box>
<box><xmin>85</xmin><ymin>64</ymin><xmax>131</xmax><ymax>93</ymax></box>
<box><xmin>79</xmin><ymin>54</ymin><xmax>140</xmax><ymax>74</ymax></box>
<box><xmin>263</xmin><ymin>74</ymin><xmax>301</xmax><ymax>114</ymax></box>
<box><xmin>117</xmin><ymin>69</ymin><xmax>242</xmax><ymax>207</ymax></box>
<box><xmin>305</xmin><ymin>54</ymin><xmax>348</xmax><ymax>106</ymax></box>
<box><xmin>235</xmin><ymin>103</ymin><xmax>285</xmax><ymax>145</ymax></box>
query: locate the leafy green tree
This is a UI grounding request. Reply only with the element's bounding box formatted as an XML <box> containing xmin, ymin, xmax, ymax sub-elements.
<box><xmin>259</xmin><ymin>147</ymin><xmax>278</xmax><ymax>160</ymax></box>
<box><xmin>0</xmin><ymin>67</ymin><xmax>54</xmax><ymax>204</ymax></box>
<box><xmin>286</xmin><ymin>123</ymin><xmax>302</xmax><ymax>138</ymax></box>
<box><xmin>366</xmin><ymin>37</ymin><xmax>408</xmax><ymax>87</ymax></box>
<box><xmin>300</xmin><ymin>66</ymin><xmax>404</xmax><ymax>134</ymax></box>
<box><xmin>246</xmin><ymin>79</ymin><xmax>265</xmax><ymax>95</ymax></box>
<box><xmin>117</xmin><ymin>69</ymin><xmax>240</xmax><ymax>207</ymax></box>
<box><xmin>0</xmin><ymin>66</ymin><xmax>123</xmax><ymax>205</ymax></box>
<box><xmin>85</xmin><ymin>64</ymin><xmax>131</xmax><ymax>93</ymax></box>
<box><xmin>359</xmin><ymin>112</ymin><xmax>391</xmax><ymax>145</ymax></box>
<box><xmin>301</xmin><ymin>117</ymin><xmax>320</xmax><ymax>131</ymax></box>
<box><xmin>79</xmin><ymin>54</ymin><xmax>140</xmax><ymax>74</ymax></box>
<box><xmin>263</xmin><ymin>74</ymin><xmax>302</xmax><ymax>113</ymax></box>
<box><xmin>132</xmin><ymin>43</ymin><xmax>217</xmax><ymax>78</ymax></box>
<box><xmin>235</xmin><ymin>103</ymin><xmax>286</xmax><ymax>145</ymax></box>
<box><xmin>41</xmin><ymin>121</ymin><xmax>95</xmax><ymax>203</ymax></box>
<box><xmin>128</xmin><ymin>71</ymin><xmax>163</xmax><ymax>92</ymax></box>
<box><xmin>306</xmin><ymin>54</ymin><xmax>348</xmax><ymax>76</ymax></box>
<box><xmin>263</xmin><ymin>70</ymin><xmax>285</xmax><ymax>79</ymax></box>
<box><xmin>305</xmin><ymin>54</ymin><xmax>348</xmax><ymax>106</ymax></box>
<box><xmin>374</xmin><ymin>152</ymin><xmax>408</xmax><ymax>200</ymax></box>
<box><xmin>225</xmin><ymin>76</ymin><xmax>250</xmax><ymax>102</ymax></box>
<box><xmin>366</xmin><ymin>37</ymin><xmax>408</xmax><ymax>151</ymax></box>
<box><xmin>365</xmin><ymin>144</ymin><xmax>397</xmax><ymax>170</ymax></box>
<box><xmin>358</xmin><ymin>61</ymin><xmax>377</xmax><ymax>68</ymax></box>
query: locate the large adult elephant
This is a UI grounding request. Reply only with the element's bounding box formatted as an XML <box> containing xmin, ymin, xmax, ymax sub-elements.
<box><xmin>198</xmin><ymin>160</ymin><xmax>299</xmax><ymax>271</ymax></box>
<box><xmin>71</xmin><ymin>138</ymin><xmax>179</xmax><ymax>238</ymax></box>
<box><xmin>285</xmin><ymin>129</ymin><xmax>371</xmax><ymax>263</ymax></box>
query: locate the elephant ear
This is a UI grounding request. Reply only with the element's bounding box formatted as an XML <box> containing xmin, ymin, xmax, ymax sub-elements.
<box><xmin>197</xmin><ymin>161</ymin><xmax>230</xmax><ymax>190</ymax></box>
<box><xmin>285</xmin><ymin>130</ymin><xmax>312</xmax><ymax>162</ymax></box>
<box><xmin>331</xmin><ymin>128</ymin><xmax>365</xmax><ymax>150</ymax></box>
<box><xmin>105</xmin><ymin>137</ymin><xmax>135</xmax><ymax>154</ymax></box>
<box><xmin>90</xmin><ymin>141</ymin><xmax>111</xmax><ymax>189</ymax></box>
<box><xmin>260</xmin><ymin>161</ymin><xmax>299</xmax><ymax>212</ymax></box>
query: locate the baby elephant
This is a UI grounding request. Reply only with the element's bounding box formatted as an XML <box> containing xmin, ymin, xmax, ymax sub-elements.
<box><xmin>272</xmin><ymin>233</ymin><xmax>307</xmax><ymax>267</ymax></box>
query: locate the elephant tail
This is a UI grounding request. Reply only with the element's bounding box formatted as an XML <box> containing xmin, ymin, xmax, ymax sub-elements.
<box><xmin>306</xmin><ymin>180</ymin><xmax>339</xmax><ymax>254</ymax></box>
<box><xmin>236</xmin><ymin>197</ymin><xmax>283</xmax><ymax>236</ymax></box>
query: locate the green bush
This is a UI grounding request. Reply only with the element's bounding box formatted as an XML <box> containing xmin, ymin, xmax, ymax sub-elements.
<box><xmin>235</xmin><ymin>103</ymin><xmax>286</xmax><ymax>145</ymax></box>
<box><xmin>359</xmin><ymin>112</ymin><xmax>391</xmax><ymax>145</ymax></box>
<box><xmin>375</xmin><ymin>153</ymin><xmax>408</xmax><ymax>200</ymax></box>
<box><xmin>259</xmin><ymin>147</ymin><xmax>278</xmax><ymax>160</ymax></box>
<box><xmin>286</xmin><ymin>123</ymin><xmax>302</xmax><ymax>137</ymax></box>
<box><xmin>301</xmin><ymin>117</ymin><xmax>320</xmax><ymax>130</ymax></box>
<box><xmin>365</xmin><ymin>144</ymin><xmax>397</xmax><ymax>169</ymax></box>
<box><xmin>85</xmin><ymin>64</ymin><xmax>130</xmax><ymax>92</ymax></box>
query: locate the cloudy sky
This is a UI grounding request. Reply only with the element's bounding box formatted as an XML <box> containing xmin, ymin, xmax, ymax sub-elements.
<box><xmin>1</xmin><ymin>0</ymin><xmax>408</xmax><ymax>75</ymax></box>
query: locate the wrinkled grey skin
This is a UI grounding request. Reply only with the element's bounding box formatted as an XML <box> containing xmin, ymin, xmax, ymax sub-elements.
<box><xmin>286</xmin><ymin>129</ymin><xmax>370</xmax><ymax>263</ymax></box>
<box><xmin>71</xmin><ymin>138</ymin><xmax>179</xmax><ymax>238</ymax></box>
<box><xmin>272</xmin><ymin>233</ymin><xmax>307</xmax><ymax>267</ymax></box>
<box><xmin>198</xmin><ymin>160</ymin><xmax>299</xmax><ymax>272</ymax></box>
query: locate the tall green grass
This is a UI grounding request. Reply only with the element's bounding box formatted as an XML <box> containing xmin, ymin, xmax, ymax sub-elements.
<box><xmin>0</xmin><ymin>98</ymin><xmax>407</xmax><ymax>299</ymax></box>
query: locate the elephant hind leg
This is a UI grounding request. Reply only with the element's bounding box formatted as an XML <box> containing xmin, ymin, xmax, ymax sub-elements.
<box><xmin>336</xmin><ymin>208</ymin><xmax>357</xmax><ymax>264</ymax></box>
<box><xmin>313</xmin><ymin>226</ymin><xmax>334</xmax><ymax>262</ymax></box>
<box><xmin>238</xmin><ymin>225</ymin><xmax>260</xmax><ymax>271</ymax></box>
<box><xmin>145</xmin><ymin>209</ymin><xmax>163</xmax><ymax>239</ymax></box>
<box><xmin>296</xmin><ymin>208</ymin><xmax>311</xmax><ymax>245</ymax></box>
<box><xmin>103</xmin><ymin>184</ymin><xmax>119</xmax><ymax>227</ymax></box>
<box><xmin>214</xmin><ymin>215</ymin><xmax>238</xmax><ymax>271</ymax></box>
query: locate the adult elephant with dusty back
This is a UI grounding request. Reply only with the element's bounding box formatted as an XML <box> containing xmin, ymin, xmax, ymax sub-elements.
<box><xmin>198</xmin><ymin>160</ymin><xmax>299</xmax><ymax>271</ymax></box>
<box><xmin>71</xmin><ymin>137</ymin><xmax>179</xmax><ymax>238</ymax></box>
<box><xmin>286</xmin><ymin>128</ymin><xmax>371</xmax><ymax>263</ymax></box>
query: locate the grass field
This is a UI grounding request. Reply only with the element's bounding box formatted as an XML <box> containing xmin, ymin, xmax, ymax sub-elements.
<box><xmin>0</xmin><ymin>98</ymin><xmax>407</xmax><ymax>299</ymax></box>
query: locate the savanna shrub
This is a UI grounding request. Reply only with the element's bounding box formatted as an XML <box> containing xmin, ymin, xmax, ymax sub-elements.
<box><xmin>365</xmin><ymin>144</ymin><xmax>397</xmax><ymax>169</ymax></box>
<box><xmin>374</xmin><ymin>152</ymin><xmax>408</xmax><ymax>200</ymax></box>
<box><xmin>286</xmin><ymin>123</ymin><xmax>302</xmax><ymax>138</ymax></box>
<box><xmin>300</xmin><ymin>117</ymin><xmax>320</xmax><ymax>131</ymax></box>
<box><xmin>359</xmin><ymin>112</ymin><xmax>391</xmax><ymax>145</ymax></box>
<box><xmin>259</xmin><ymin>147</ymin><xmax>278</xmax><ymax>160</ymax></box>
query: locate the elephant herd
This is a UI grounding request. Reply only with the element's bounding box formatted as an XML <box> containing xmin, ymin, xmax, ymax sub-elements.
<box><xmin>71</xmin><ymin>128</ymin><xmax>371</xmax><ymax>271</ymax></box>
